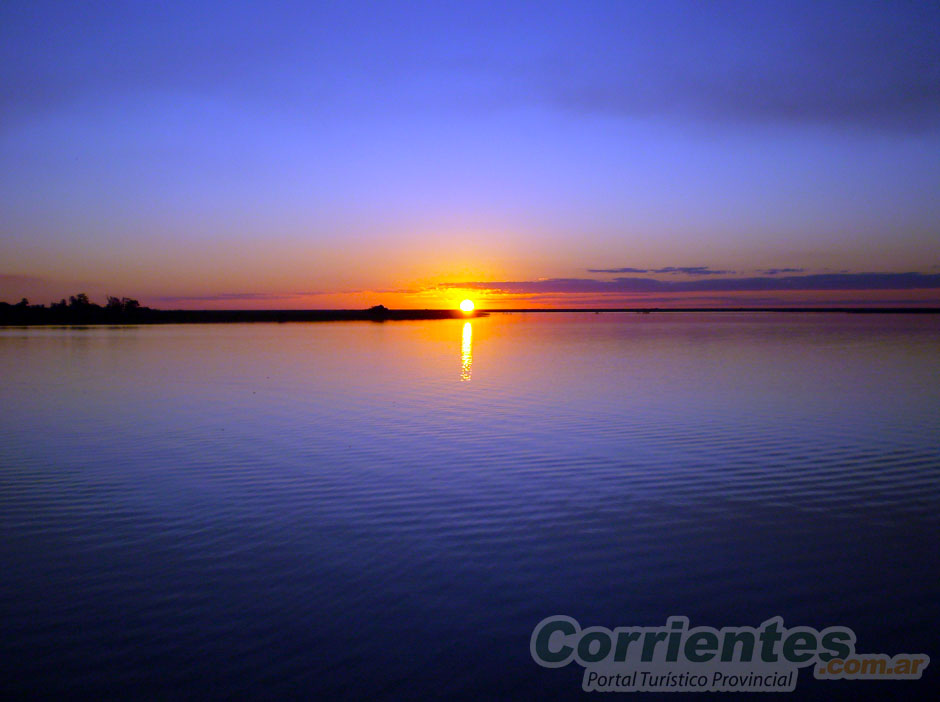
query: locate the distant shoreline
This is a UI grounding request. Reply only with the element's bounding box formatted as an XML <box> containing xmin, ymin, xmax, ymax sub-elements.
<box><xmin>2</xmin><ymin>306</ymin><xmax>939</xmax><ymax>326</ymax></box>
<box><xmin>489</xmin><ymin>307</ymin><xmax>940</xmax><ymax>314</ymax></box>
<box><xmin>0</xmin><ymin>307</ymin><xmax>487</xmax><ymax>326</ymax></box>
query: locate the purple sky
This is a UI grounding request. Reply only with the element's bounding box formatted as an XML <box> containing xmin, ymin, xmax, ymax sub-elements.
<box><xmin>2</xmin><ymin>1</ymin><xmax>938</xmax><ymax>308</ymax></box>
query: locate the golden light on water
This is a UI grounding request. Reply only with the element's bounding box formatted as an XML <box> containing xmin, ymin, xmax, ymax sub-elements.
<box><xmin>460</xmin><ymin>322</ymin><xmax>472</xmax><ymax>382</ymax></box>
<box><xmin>459</xmin><ymin>299</ymin><xmax>475</xmax><ymax>312</ymax></box>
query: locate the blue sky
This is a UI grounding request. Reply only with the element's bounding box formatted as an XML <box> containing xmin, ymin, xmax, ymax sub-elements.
<box><xmin>2</xmin><ymin>1</ymin><xmax>938</xmax><ymax>307</ymax></box>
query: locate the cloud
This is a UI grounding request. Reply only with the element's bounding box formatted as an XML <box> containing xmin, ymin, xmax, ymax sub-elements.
<box><xmin>4</xmin><ymin>3</ymin><xmax>938</xmax><ymax>135</ymax></box>
<box><xmin>440</xmin><ymin>272</ymin><xmax>940</xmax><ymax>295</ymax></box>
<box><xmin>588</xmin><ymin>266</ymin><xmax>734</xmax><ymax>275</ymax></box>
<box><xmin>154</xmin><ymin>291</ymin><xmax>330</xmax><ymax>303</ymax></box>
<box><xmin>651</xmin><ymin>267</ymin><xmax>735</xmax><ymax>275</ymax></box>
<box><xmin>0</xmin><ymin>274</ymin><xmax>46</xmax><ymax>288</ymax></box>
<box><xmin>760</xmin><ymin>268</ymin><xmax>806</xmax><ymax>275</ymax></box>
<box><xmin>587</xmin><ymin>267</ymin><xmax>649</xmax><ymax>274</ymax></box>
<box><xmin>544</xmin><ymin>4</ymin><xmax>940</xmax><ymax>132</ymax></box>
<box><xmin>0</xmin><ymin>273</ymin><xmax>106</xmax><ymax>302</ymax></box>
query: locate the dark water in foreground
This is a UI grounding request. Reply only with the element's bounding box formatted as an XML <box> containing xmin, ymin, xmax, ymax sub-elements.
<box><xmin>1</xmin><ymin>313</ymin><xmax>938</xmax><ymax>700</ymax></box>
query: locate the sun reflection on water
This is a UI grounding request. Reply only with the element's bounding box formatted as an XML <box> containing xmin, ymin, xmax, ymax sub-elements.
<box><xmin>460</xmin><ymin>322</ymin><xmax>472</xmax><ymax>382</ymax></box>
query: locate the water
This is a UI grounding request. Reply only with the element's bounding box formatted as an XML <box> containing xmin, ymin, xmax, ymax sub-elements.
<box><xmin>1</xmin><ymin>313</ymin><xmax>938</xmax><ymax>699</ymax></box>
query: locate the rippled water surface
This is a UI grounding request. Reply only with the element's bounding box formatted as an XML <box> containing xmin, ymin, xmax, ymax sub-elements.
<box><xmin>1</xmin><ymin>313</ymin><xmax>938</xmax><ymax>699</ymax></box>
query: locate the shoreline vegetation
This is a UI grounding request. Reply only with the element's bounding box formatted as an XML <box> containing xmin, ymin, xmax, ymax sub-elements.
<box><xmin>0</xmin><ymin>295</ymin><xmax>937</xmax><ymax>325</ymax></box>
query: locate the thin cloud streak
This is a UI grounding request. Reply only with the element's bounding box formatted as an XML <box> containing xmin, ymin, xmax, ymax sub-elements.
<box><xmin>652</xmin><ymin>267</ymin><xmax>735</xmax><ymax>275</ymax></box>
<box><xmin>154</xmin><ymin>292</ymin><xmax>332</xmax><ymax>303</ymax></box>
<box><xmin>587</xmin><ymin>267</ymin><xmax>649</xmax><ymax>274</ymax></box>
<box><xmin>587</xmin><ymin>266</ymin><xmax>734</xmax><ymax>275</ymax></box>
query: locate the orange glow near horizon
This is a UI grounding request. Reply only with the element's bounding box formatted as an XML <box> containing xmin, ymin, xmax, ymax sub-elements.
<box><xmin>6</xmin><ymin>279</ymin><xmax>940</xmax><ymax>311</ymax></box>
<box><xmin>110</xmin><ymin>286</ymin><xmax>940</xmax><ymax>311</ymax></box>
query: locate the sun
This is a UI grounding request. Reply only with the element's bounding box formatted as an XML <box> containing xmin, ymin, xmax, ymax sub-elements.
<box><xmin>459</xmin><ymin>299</ymin><xmax>475</xmax><ymax>313</ymax></box>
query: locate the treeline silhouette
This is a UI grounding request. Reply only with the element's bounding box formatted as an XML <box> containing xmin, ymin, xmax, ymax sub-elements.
<box><xmin>0</xmin><ymin>294</ymin><xmax>154</xmax><ymax>324</ymax></box>
<box><xmin>0</xmin><ymin>296</ymin><xmax>482</xmax><ymax>325</ymax></box>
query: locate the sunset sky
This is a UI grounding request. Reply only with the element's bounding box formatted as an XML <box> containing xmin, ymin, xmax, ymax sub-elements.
<box><xmin>2</xmin><ymin>1</ymin><xmax>939</xmax><ymax>308</ymax></box>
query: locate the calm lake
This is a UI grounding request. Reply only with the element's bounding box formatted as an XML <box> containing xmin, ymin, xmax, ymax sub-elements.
<box><xmin>1</xmin><ymin>313</ymin><xmax>938</xmax><ymax>699</ymax></box>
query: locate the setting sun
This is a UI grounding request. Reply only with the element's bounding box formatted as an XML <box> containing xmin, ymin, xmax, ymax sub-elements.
<box><xmin>459</xmin><ymin>299</ymin><xmax>475</xmax><ymax>312</ymax></box>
